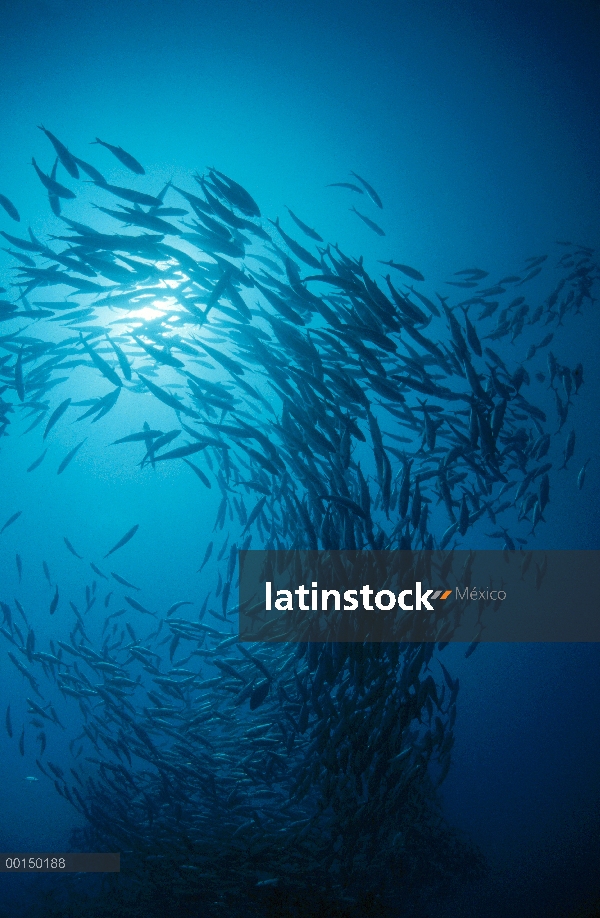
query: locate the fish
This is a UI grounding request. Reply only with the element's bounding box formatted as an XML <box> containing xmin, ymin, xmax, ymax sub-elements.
<box><xmin>379</xmin><ymin>260</ymin><xmax>425</xmax><ymax>282</ymax></box>
<box><xmin>577</xmin><ymin>460</ymin><xmax>590</xmax><ymax>490</ymax></box>
<box><xmin>154</xmin><ymin>442</ymin><xmax>209</xmax><ymax>462</ymax></box>
<box><xmin>243</xmin><ymin>496</ymin><xmax>267</xmax><ymax>533</ymax></box>
<box><xmin>77</xmin><ymin>388</ymin><xmax>121</xmax><ymax>423</ymax></box>
<box><xmin>111</xmin><ymin>572</ymin><xmax>141</xmax><ymax>591</ymax></box>
<box><xmin>104</xmin><ymin>524</ymin><xmax>140</xmax><ymax>559</ymax></box>
<box><xmin>133</xmin><ymin>336</ymin><xmax>184</xmax><ymax>368</ymax></box>
<box><xmin>250</xmin><ymin>680</ymin><xmax>270</xmax><ymax>710</ymax></box>
<box><xmin>198</xmin><ymin>541</ymin><xmax>213</xmax><ymax>572</ymax></box>
<box><xmin>408</xmin><ymin>286</ymin><xmax>441</xmax><ymax>317</ymax></box>
<box><xmin>465</xmin><ymin>638</ymin><xmax>480</xmax><ymax>658</ymax></box>
<box><xmin>63</xmin><ymin>537</ymin><xmax>83</xmax><ymax>559</ymax></box>
<box><xmin>1</xmin><ymin>510</ymin><xmax>22</xmax><ymax>534</ymax></box>
<box><xmin>106</xmin><ymin>335</ymin><xmax>132</xmax><ymax>380</ymax></box>
<box><xmin>80</xmin><ymin>335</ymin><xmax>122</xmax><ymax>388</ymax></box>
<box><xmin>454</xmin><ymin>268</ymin><xmax>488</xmax><ymax>279</ymax></box>
<box><xmin>326</xmin><ymin>182</ymin><xmax>364</xmax><ymax>193</ymax></box>
<box><xmin>73</xmin><ymin>156</ymin><xmax>106</xmax><ymax>184</ymax></box>
<box><xmin>208</xmin><ymin>169</ymin><xmax>260</xmax><ymax>218</ymax></box>
<box><xmin>268</xmin><ymin>217</ymin><xmax>321</xmax><ymax>269</ymax></box>
<box><xmin>91</xmin><ymin>138</ymin><xmax>145</xmax><ymax>174</ymax></box>
<box><xmin>27</xmin><ymin>449</ymin><xmax>48</xmax><ymax>472</ymax></box>
<box><xmin>43</xmin><ymin>398</ymin><xmax>71</xmax><ymax>439</ymax></box>
<box><xmin>124</xmin><ymin>596</ymin><xmax>156</xmax><ymax>617</ymax></box>
<box><xmin>5</xmin><ymin>706</ymin><xmax>12</xmax><ymax>739</ymax></box>
<box><xmin>138</xmin><ymin>374</ymin><xmax>199</xmax><ymax>418</ymax></box>
<box><xmin>0</xmin><ymin>193</ymin><xmax>20</xmax><ymax>222</ymax></box>
<box><xmin>57</xmin><ymin>439</ymin><xmax>86</xmax><ymax>474</ymax></box>
<box><xmin>195</xmin><ymin>176</ymin><xmax>248</xmax><ymax>231</ymax></box>
<box><xmin>90</xmin><ymin>562</ymin><xmax>108</xmax><ymax>581</ymax></box>
<box><xmin>183</xmin><ymin>458</ymin><xmax>212</xmax><ymax>488</ymax></box>
<box><xmin>140</xmin><ymin>430</ymin><xmax>180</xmax><ymax>467</ymax></box>
<box><xmin>519</xmin><ymin>265</ymin><xmax>543</xmax><ymax>284</ymax></box>
<box><xmin>350</xmin><ymin>206</ymin><xmax>385</xmax><ymax>236</ymax></box>
<box><xmin>0</xmin><ymin>229</ymin><xmax>43</xmax><ymax>252</ymax></box>
<box><xmin>31</xmin><ymin>157</ymin><xmax>76</xmax><ymax>199</ymax></box>
<box><xmin>94</xmin><ymin>182</ymin><xmax>161</xmax><ymax>207</ymax></box>
<box><xmin>463</xmin><ymin>311</ymin><xmax>482</xmax><ymax>357</ymax></box>
<box><xmin>49</xmin><ymin>586</ymin><xmax>59</xmax><ymax>615</ymax></box>
<box><xmin>2</xmin><ymin>246</ymin><xmax>33</xmax><ymax>265</ymax></box>
<box><xmin>284</xmin><ymin>207</ymin><xmax>323</xmax><ymax>242</ymax></box>
<box><xmin>37</xmin><ymin>126</ymin><xmax>79</xmax><ymax>178</ymax></box>
<box><xmin>112</xmin><ymin>429</ymin><xmax>164</xmax><ymax>447</ymax></box>
<box><xmin>559</xmin><ymin>430</ymin><xmax>575</xmax><ymax>470</ymax></box>
<box><xmin>350</xmin><ymin>171</ymin><xmax>383</xmax><ymax>208</ymax></box>
<box><xmin>196</xmin><ymin>343</ymin><xmax>245</xmax><ymax>378</ymax></box>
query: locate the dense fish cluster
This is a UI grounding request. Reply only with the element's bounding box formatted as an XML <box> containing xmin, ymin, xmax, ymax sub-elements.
<box><xmin>0</xmin><ymin>129</ymin><xmax>597</xmax><ymax>916</ymax></box>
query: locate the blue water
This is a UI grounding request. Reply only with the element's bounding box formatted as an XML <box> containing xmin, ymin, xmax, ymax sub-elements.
<box><xmin>1</xmin><ymin>1</ymin><xmax>600</xmax><ymax>915</ymax></box>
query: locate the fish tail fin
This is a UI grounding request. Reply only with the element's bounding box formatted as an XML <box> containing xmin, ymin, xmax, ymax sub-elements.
<box><xmin>90</xmin><ymin>138</ymin><xmax>102</xmax><ymax>145</ymax></box>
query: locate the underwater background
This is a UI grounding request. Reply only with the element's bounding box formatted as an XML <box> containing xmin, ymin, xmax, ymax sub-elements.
<box><xmin>0</xmin><ymin>0</ymin><xmax>599</xmax><ymax>916</ymax></box>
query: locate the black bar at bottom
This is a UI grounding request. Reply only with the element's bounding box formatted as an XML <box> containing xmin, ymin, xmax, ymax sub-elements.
<box><xmin>0</xmin><ymin>853</ymin><xmax>120</xmax><ymax>872</ymax></box>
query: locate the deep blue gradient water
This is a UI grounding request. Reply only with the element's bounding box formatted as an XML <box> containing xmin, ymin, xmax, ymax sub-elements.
<box><xmin>1</xmin><ymin>1</ymin><xmax>600</xmax><ymax>916</ymax></box>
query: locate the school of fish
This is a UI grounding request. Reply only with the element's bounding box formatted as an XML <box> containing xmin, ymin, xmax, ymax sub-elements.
<box><xmin>0</xmin><ymin>127</ymin><xmax>597</xmax><ymax>917</ymax></box>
